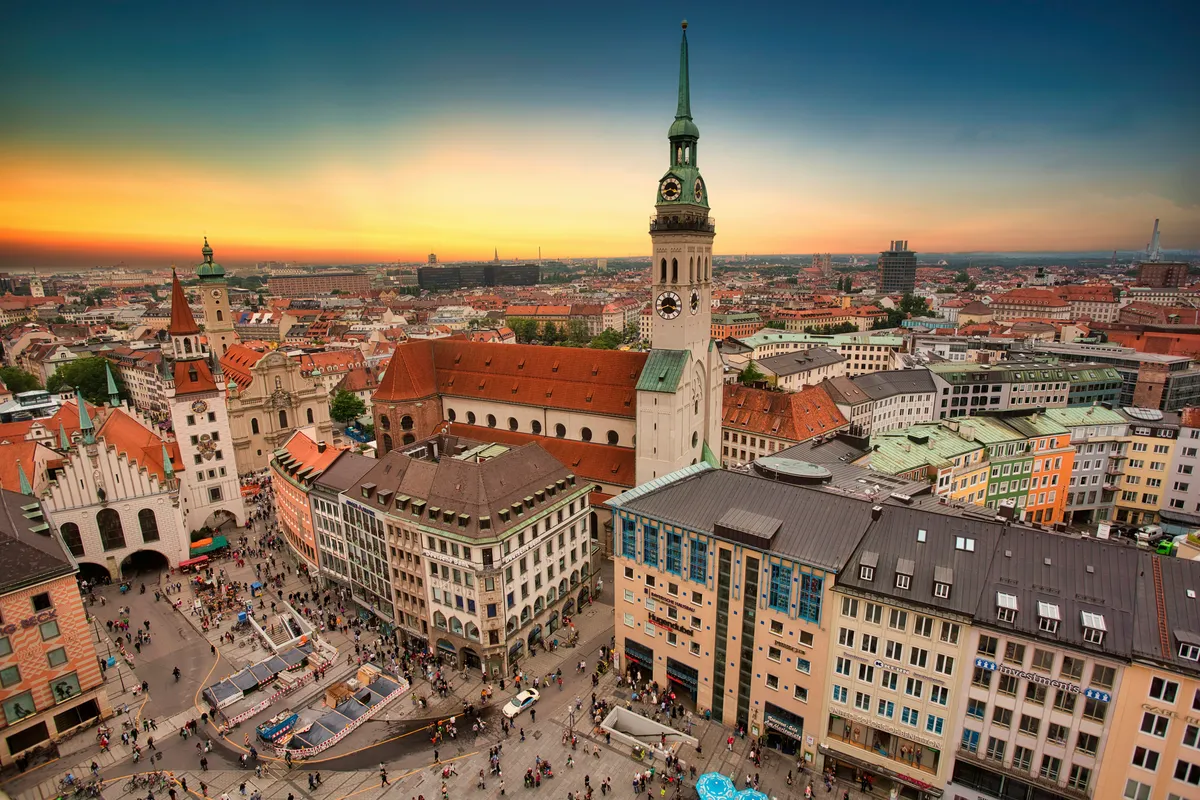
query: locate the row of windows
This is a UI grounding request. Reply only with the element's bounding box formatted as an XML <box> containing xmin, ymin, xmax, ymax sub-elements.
<box><xmin>443</xmin><ymin>408</ymin><xmax>623</xmax><ymax>444</ymax></box>
<box><xmin>58</xmin><ymin>509</ymin><xmax>161</xmax><ymax>557</ymax></box>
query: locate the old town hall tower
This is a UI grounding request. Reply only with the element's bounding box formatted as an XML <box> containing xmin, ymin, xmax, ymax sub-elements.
<box><xmin>634</xmin><ymin>21</ymin><xmax>723</xmax><ymax>484</ymax></box>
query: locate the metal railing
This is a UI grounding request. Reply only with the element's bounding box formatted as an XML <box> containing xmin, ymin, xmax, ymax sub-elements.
<box><xmin>648</xmin><ymin>214</ymin><xmax>716</xmax><ymax>233</ymax></box>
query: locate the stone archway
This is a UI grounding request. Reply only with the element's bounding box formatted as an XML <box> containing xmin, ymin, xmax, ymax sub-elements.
<box><xmin>76</xmin><ymin>561</ymin><xmax>113</xmax><ymax>584</ymax></box>
<box><xmin>577</xmin><ymin>586</ymin><xmax>591</xmax><ymax>609</ymax></box>
<box><xmin>120</xmin><ymin>549</ymin><xmax>170</xmax><ymax>579</ymax></box>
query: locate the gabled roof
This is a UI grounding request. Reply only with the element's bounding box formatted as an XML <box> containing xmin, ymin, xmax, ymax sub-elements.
<box><xmin>852</xmin><ymin>369</ymin><xmax>936</xmax><ymax>400</ymax></box>
<box><xmin>96</xmin><ymin>409</ymin><xmax>179</xmax><ymax>484</ymax></box>
<box><xmin>445</xmin><ymin>423</ymin><xmax>635</xmax><ymax>488</ymax></box>
<box><xmin>1134</xmin><ymin>552</ymin><xmax>1200</xmax><ymax>675</ymax></box>
<box><xmin>721</xmin><ymin>383</ymin><xmax>847</xmax><ymax>442</ymax></box>
<box><xmin>757</xmin><ymin>346</ymin><xmax>845</xmax><ymax>377</ymax></box>
<box><xmin>173</xmin><ymin>358</ymin><xmax>217</xmax><ymax>395</ymax></box>
<box><xmin>272</xmin><ymin>429</ymin><xmax>343</xmax><ymax>487</ymax></box>
<box><xmin>372</xmin><ymin>339</ymin><xmax>439</xmax><ymax>402</ymax></box>
<box><xmin>0</xmin><ymin>488</ymin><xmax>73</xmax><ymax>593</ymax></box>
<box><xmin>219</xmin><ymin>343</ymin><xmax>267</xmax><ymax>390</ymax></box>
<box><xmin>168</xmin><ymin>272</ymin><xmax>200</xmax><ymax>335</ymax></box>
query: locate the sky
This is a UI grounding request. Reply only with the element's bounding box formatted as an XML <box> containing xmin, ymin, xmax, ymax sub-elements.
<box><xmin>2</xmin><ymin>0</ymin><xmax>1198</xmax><ymax>268</ymax></box>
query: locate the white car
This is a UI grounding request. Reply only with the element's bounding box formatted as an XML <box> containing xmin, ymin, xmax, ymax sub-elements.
<box><xmin>502</xmin><ymin>689</ymin><xmax>541</xmax><ymax>719</ymax></box>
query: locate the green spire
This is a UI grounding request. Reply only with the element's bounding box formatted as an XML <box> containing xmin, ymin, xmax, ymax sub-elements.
<box><xmin>162</xmin><ymin>444</ymin><xmax>175</xmax><ymax>478</ymax></box>
<box><xmin>17</xmin><ymin>461</ymin><xmax>32</xmax><ymax>495</ymax></box>
<box><xmin>677</xmin><ymin>20</ymin><xmax>691</xmax><ymax>120</ymax></box>
<box><xmin>59</xmin><ymin>423</ymin><xmax>70</xmax><ymax>450</ymax></box>
<box><xmin>76</xmin><ymin>389</ymin><xmax>95</xmax><ymax>446</ymax></box>
<box><xmin>105</xmin><ymin>361</ymin><xmax>119</xmax><ymax>406</ymax></box>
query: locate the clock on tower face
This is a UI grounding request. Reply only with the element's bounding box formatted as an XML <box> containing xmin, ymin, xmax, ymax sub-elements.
<box><xmin>191</xmin><ymin>400</ymin><xmax>208</xmax><ymax>414</ymax></box>
<box><xmin>656</xmin><ymin>291</ymin><xmax>682</xmax><ymax>320</ymax></box>
<box><xmin>660</xmin><ymin>177</ymin><xmax>682</xmax><ymax>202</ymax></box>
<box><xmin>211</xmin><ymin>289</ymin><xmax>222</xmax><ymax>298</ymax></box>
<box><xmin>690</xmin><ymin>289</ymin><xmax>701</xmax><ymax>314</ymax></box>
<box><xmin>694</xmin><ymin>177</ymin><xmax>704</xmax><ymax>202</ymax></box>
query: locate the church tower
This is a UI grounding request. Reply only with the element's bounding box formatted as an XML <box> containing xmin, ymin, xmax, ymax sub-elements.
<box><xmin>164</xmin><ymin>269</ymin><xmax>245</xmax><ymax>533</ymax></box>
<box><xmin>196</xmin><ymin>237</ymin><xmax>238</xmax><ymax>363</ymax></box>
<box><xmin>635</xmin><ymin>21</ymin><xmax>723</xmax><ymax>484</ymax></box>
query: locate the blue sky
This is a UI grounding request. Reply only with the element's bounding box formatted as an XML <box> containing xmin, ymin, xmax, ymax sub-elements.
<box><xmin>3</xmin><ymin>0</ymin><xmax>1197</xmax><ymax>264</ymax></box>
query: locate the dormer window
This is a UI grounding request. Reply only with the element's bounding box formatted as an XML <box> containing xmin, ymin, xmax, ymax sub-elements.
<box><xmin>933</xmin><ymin>566</ymin><xmax>953</xmax><ymax>600</ymax></box>
<box><xmin>996</xmin><ymin>592</ymin><xmax>1018</xmax><ymax>623</ymax></box>
<box><xmin>895</xmin><ymin>558</ymin><xmax>914</xmax><ymax>591</ymax></box>
<box><xmin>934</xmin><ymin>582</ymin><xmax>950</xmax><ymax>599</ymax></box>
<box><xmin>1037</xmin><ymin>601</ymin><xmax>1061</xmax><ymax>634</ymax></box>
<box><xmin>1081</xmin><ymin>611</ymin><xmax>1106</xmax><ymax>645</ymax></box>
<box><xmin>860</xmin><ymin>566</ymin><xmax>875</xmax><ymax>582</ymax></box>
<box><xmin>1179</xmin><ymin>643</ymin><xmax>1200</xmax><ymax>662</ymax></box>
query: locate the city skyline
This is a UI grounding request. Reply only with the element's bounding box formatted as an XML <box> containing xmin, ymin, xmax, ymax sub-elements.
<box><xmin>3</xmin><ymin>1</ymin><xmax>1198</xmax><ymax>268</ymax></box>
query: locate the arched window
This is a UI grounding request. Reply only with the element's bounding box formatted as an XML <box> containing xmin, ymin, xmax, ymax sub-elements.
<box><xmin>507</xmin><ymin>617</ymin><xmax>518</xmax><ymax>634</ymax></box>
<box><xmin>138</xmin><ymin>509</ymin><xmax>160</xmax><ymax>543</ymax></box>
<box><xmin>534</xmin><ymin>597</ymin><xmax>545</xmax><ymax>614</ymax></box>
<box><xmin>520</xmin><ymin>606</ymin><xmax>531</xmax><ymax>625</ymax></box>
<box><xmin>555</xmin><ymin>423</ymin><xmax>566</xmax><ymax>438</ymax></box>
<box><xmin>684</xmin><ymin>145</ymin><xmax>690</xmax><ymax>164</ymax></box>
<box><xmin>380</xmin><ymin>415</ymin><xmax>390</xmax><ymax>430</ymax></box>
<box><xmin>660</xmin><ymin>258</ymin><xmax>667</xmax><ymax>283</ymax></box>
<box><xmin>607</xmin><ymin>430</ymin><xmax>619</xmax><ymax>445</ymax></box>
<box><xmin>465</xmin><ymin>622</ymin><xmax>480</xmax><ymax>641</ymax></box>
<box><xmin>306</xmin><ymin>408</ymin><xmax>314</xmax><ymax>424</ymax></box>
<box><xmin>216</xmin><ymin>310</ymin><xmax>223</xmax><ymax>322</ymax></box>
<box><xmin>278</xmin><ymin>410</ymin><xmax>288</xmax><ymax>429</ymax></box>
<box><xmin>487</xmin><ymin>414</ymin><xmax>497</xmax><ymax>428</ymax></box>
<box><xmin>531</xmin><ymin>420</ymin><xmax>542</xmax><ymax>435</ymax></box>
<box><xmin>447</xmin><ymin>408</ymin><xmax>457</xmax><ymax>422</ymax></box>
<box><xmin>581</xmin><ymin>563</ymin><xmax>590</xmax><ymax>579</ymax></box>
<box><xmin>449</xmin><ymin>617</ymin><xmax>464</xmax><ymax>636</ymax></box>
<box><xmin>547</xmin><ymin>587</ymin><xmax>557</xmax><ymax>603</ymax></box>
<box><xmin>580</xmin><ymin>427</ymin><xmax>592</xmax><ymax>442</ymax></box>
<box><xmin>275</xmin><ymin>377</ymin><xmax>282</xmax><ymax>391</ymax></box>
<box><xmin>251</xmin><ymin>418</ymin><xmax>260</xmax><ymax>435</ymax></box>
<box><xmin>97</xmin><ymin>508</ymin><xmax>126</xmax><ymax>552</ymax></box>
<box><xmin>671</xmin><ymin>258</ymin><xmax>678</xmax><ymax>283</ymax></box>
<box><xmin>434</xmin><ymin>611</ymin><xmax>447</xmax><ymax>630</ymax></box>
<box><xmin>508</xmin><ymin>417</ymin><xmax>518</xmax><ymax>431</ymax></box>
<box><xmin>705</xmin><ymin>256</ymin><xmax>710</xmax><ymax>280</ymax></box>
<box><xmin>382</xmin><ymin>433</ymin><xmax>393</xmax><ymax>451</ymax></box>
<box><xmin>183</xmin><ymin>339</ymin><xmax>193</xmax><ymax>354</ymax></box>
<box><xmin>692</xmin><ymin>431</ymin><xmax>699</xmax><ymax>448</ymax></box>
<box><xmin>467</xmin><ymin>411</ymin><xmax>476</xmax><ymax>425</ymax></box>
<box><xmin>402</xmin><ymin>433</ymin><xmax>415</xmax><ymax>445</ymax></box>
<box><xmin>400</xmin><ymin>415</ymin><xmax>414</xmax><ymax>431</ymax></box>
<box><xmin>59</xmin><ymin>522</ymin><xmax>85</xmax><ymax>558</ymax></box>
<box><xmin>689</xmin><ymin>256</ymin><xmax>694</xmax><ymax>283</ymax></box>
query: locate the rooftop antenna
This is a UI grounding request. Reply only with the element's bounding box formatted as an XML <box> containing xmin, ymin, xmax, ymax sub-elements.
<box><xmin>1147</xmin><ymin>218</ymin><xmax>1162</xmax><ymax>263</ymax></box>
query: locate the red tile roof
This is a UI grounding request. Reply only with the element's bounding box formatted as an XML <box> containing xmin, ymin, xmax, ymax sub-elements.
<box><xmin>0</xmin><ymin>440</ymin><xmax>39</xmax><ymax>493</ymax></box>
<box><xmin>168</xmin><ymin>271</ymin><xmax>200</xmax><ymax>335</ymax></box>
<box><xmin>722</xmin><ymin>383</ymin><xmax>848</xmax><ymax>442</ymax></box>
<box><xmin>443</xmin><ymin>422</ymin><xmax>636</xmax><ymax>488</ymax></box>
<box><xmin>96</xmin><ymin>409</ymin><xmax>179</xmax><ymax>484</ymax></box>
<box><xmin>991</xmin><ymin>288</ymin><xmax>1069</xmax><ymax>307</ymax></box>
<box><xmin>373</xmin><ymin>339</ymin><xmax>439</xmax><ymax>402</ymax></box>
<box><xmin>276</xmin><ymin>429</ymin><xmax>343</xmax><ymax>483</ymax></box>
<box><xmin>219</xmin><ymin>343</ymin><xmax>267</xmax><ymax>390</ymax></box>
<box><xmin>173</xmin><ymin>358</ymin><xmax>217</xmax><ymax>395</ymax></box>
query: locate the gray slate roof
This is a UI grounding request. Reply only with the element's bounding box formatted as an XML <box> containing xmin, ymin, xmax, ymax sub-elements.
<box><xmin>973</xmin><ymin>527</ymin><xmax>1139</xmax><ymax>658</ymax></box>
<box><xmin>0</xmin><ymin>489</ymin><xmax>73</xmax><ymax>594</ymax></box>
<box><xmin>1133</xmin><ymin>551</ymin><xmax>1200</xmax><ymax>676</ymax></box>
<box><xmin>312</xmin><ymin>451</ymin><xmax>377</xmax><ymax>493</ymax></box>
<box><xmin>852</xmin><ymin>369</ymin><xmax>936</xmax><ymax>400</ymax></box>
<box><xmin>612</xmin><ymin>468</ymin><xmax>877</xmax><ymax>572</ymax></box>
<box><xmin>757</xmin><ymin>347</ymin><xmax>845</xmax><ymax>377</ymax></box>
<box><xmin>837</xmin><ymin>505</ymin><xmax>1009</xmax><ymax>616</ymax></box>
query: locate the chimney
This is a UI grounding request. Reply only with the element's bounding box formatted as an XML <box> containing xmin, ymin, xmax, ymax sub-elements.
<box><xmin>317</xmin><ymin>441</ymin><xmax>327</xmax><ymax>453</ymax></box>
<box><xmin>871</xmin><ymin>505</ymin><xmax>883</xmax><ymax>521</ymax></box>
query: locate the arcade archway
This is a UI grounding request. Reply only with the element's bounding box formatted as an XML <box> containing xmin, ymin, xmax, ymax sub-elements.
<box><xmin>76</xmin><ymin>562</ymin><xmax>112</xmax><ymax>585</ymax></box>
<box><xmin>120</xmin><ymin>550</ymin><xmax>170</xmax><ymax>579</ymax></box>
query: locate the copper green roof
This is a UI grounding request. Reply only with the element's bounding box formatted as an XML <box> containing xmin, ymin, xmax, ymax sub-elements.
<box><xmin>1043</xmin><ymin>406</ymin><xmax>1128</xmax><ymax>428</ymax></box>
<box><xmin>636</xmin><ymin>349</ymin><xmax>690</xmax><ymax>394</ymax></box>
<box><xmin>197</xmin><ymin>236</ymin><xmax>225</xmax><ymax>279</ymax></box>
<box><xmin>1000</xmin><ymin>412</ymin><xmax>1070</xmax><ymax>440</ymax></box>
<box><xmin>868</xmin><ymin>423</ymin><xmax>984</xmax><ymax>474</ymax></box>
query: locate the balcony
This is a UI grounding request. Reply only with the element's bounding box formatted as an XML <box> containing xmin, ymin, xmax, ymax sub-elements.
<box><xmin>649</xmin><ymin>214</ymin><xmax>716</xmax><ymax>234</ymax></box>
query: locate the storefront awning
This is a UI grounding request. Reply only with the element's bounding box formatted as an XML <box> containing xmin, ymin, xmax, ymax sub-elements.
<box><xmin>178</xmin><ymin>555</ymin><xmax>210</xmax><ymax>568</ymax></box>
<box><xmin>190</xmin><ymin>535</ymin><xmax>229</xmax><ymax>555</ymax></box>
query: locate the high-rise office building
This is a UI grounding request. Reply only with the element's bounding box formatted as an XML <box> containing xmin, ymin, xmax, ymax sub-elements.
<box><xmin>877</xmin><ymin>239</ymin><xmax>916</xmax><ymax>294</ymax></box>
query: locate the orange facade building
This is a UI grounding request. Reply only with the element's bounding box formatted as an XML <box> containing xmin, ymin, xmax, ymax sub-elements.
<box><xmin>0</xmin><ymin>490</ymin><xmax>110</xmax><ymax>766</ymax></box>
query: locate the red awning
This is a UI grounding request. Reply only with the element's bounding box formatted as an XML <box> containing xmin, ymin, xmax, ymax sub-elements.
<box><xmin>178</xmin><ymin>555</ymin><xmax>210</xmax><ymax>568</ymax></box>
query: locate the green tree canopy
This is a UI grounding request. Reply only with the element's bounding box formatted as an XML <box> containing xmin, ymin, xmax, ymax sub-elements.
<box><xmin>566</xmin><ymin>319</ymin><xmax>590</xmax><ymax>346</ymax></box>
<box><xmin>0</xmin><ymin>366</ymin><xmax>41</xmax><ymax>393</ymax></box>
<box><xmin>588</xmin><ymin>328</ymin><xmax>623</xmax><ymax>350</ymax></box>
<box><xmin>739</xmin><ymin>361</ymin><xmax>765</xmax><ymax>386</ymax></box>
<box><xmin>765</xmin><ymin>320</ymin><xmax>786</xmax><ymax>330</ymax></box>
<box><xmin>508</xmin><ymin>318</ymin><xmax>538</xmax><ymax>343</ymax></box>
<box><xmin>329</xmin><ymin>390</ymin><xmax>367</xmax><ymax>424</ymax></box>
<box><xmin>46</xmin><ymin>357</ymin><xmax>127</xmax><ymax>405</ymax></box>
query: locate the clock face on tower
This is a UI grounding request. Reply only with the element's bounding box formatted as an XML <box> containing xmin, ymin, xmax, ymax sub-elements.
<box><xmin>656</xmin><ymin>291</ymin><xmax>682</xmax><ymax>319</ymax></box>
<box><xmin>660</xmin><ymin>177</ymin><xmax>682</xmax><ymax>202</ymax></box>
<box><xmin>211</xmin><ymin>289</ymin><xmax>222</xmax><ymax>298</ymax></box>
<box><xmin>690</xmin><ymin>289</ymin><xmax>701</xmax><ymax>314</ymax></box>
<box><xmin>191</xmin><ymin>400</ymin><xmax>208</xmax><ymax>414</ymax></box>
<box><xmin>694</xmin><ymin>178</ymin><xmax>704</xmax><ymax>203</ymax></box>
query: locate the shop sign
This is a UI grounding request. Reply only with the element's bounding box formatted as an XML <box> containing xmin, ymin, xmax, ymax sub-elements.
<box><xmin>974</xmin><ymin>658</ymin><xmax>1113</xmax><ymax>702</ymax></box>
<box><xmin>773</xmin><ymin>639</ymin><xmax>806</xmax><ymax>656</ymax></box>
<box><xmin>835</xmin><ymin>708</ymin><xmax>942</xmax><ymax>750</ymax></box>
<box><xmin>1</xmin><ymin>609</ymin><xmax>56</xmax><ymax>636</ymax></box>
<box><xmin>650</xmin><ymin>591</ymin><xmax>689</xmax><ymax>609</ymax></box>
<box><xmin>1142</xmin><ymin>703</ymin><xmax>1200</xmax><ymax>724</ymax></box>
<box><xmin>764</xmin><ymin>713</ymin><xmax>803</xmax><ymax>740</ymax></box>
<box><xmin>649</xmin><ymin>612</ymin><xmax>692</xmax><ymax>636</ymax></box>
<box><xmin>844</xmin><ymin>650</ymin><xmax>945</xmax><ymax>687</ymax></box>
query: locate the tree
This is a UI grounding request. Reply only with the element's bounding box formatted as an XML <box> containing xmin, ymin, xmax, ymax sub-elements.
<box><xmin>508</xmin><ymin>318</ymin><xmax>538</xmax><ymax>343</ymax></box>
<box><xmin>899</xmin><ymin>293</ymin><xmax>930</xmax><ymax>317</ymax></box>
<box><xmin>954</xmin><ymin>271</ymin><xmax>970</xmax><ymax>283</ymax></box>
<box><xmin>738</xmin><ymin>361</ymin><xmax>765</xmax><ymax>386</ymax></box>
<box><xmin>329</xmin><ymin>390</ymin><xmax>367</xmax><ymax>424</ymax></box>
<box><xmin>765</xmin><ymin>320</ymin><xmax>786</xmax><ymax>330</ymax></box>
<box><xmin>542</xmin><ymin>321</ymin><xmax>562</xmax><ymax>344</ymax></box>
<box><xmin>566</xmin><ymin>319</ymin><xmax>590</xmax><ymax>346</ymax></box>
<box><xmin>0</xmin><ymin>366</ymin><xmax>41</xmax><ymax>393</ymax></box>
<box><xmin>589</xmin><ymin>328</ymin><xmax>623</xmax><ymax>350</ymax></box>
<box><xmin>622</xmin><ymin>321</ymin><xmax>640</xmax><ymax>342</ymax></box>
<box><xmin>46</xmin><ymin>358</ymin><xmax>127</xmax><ymax>405</ymax></box>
